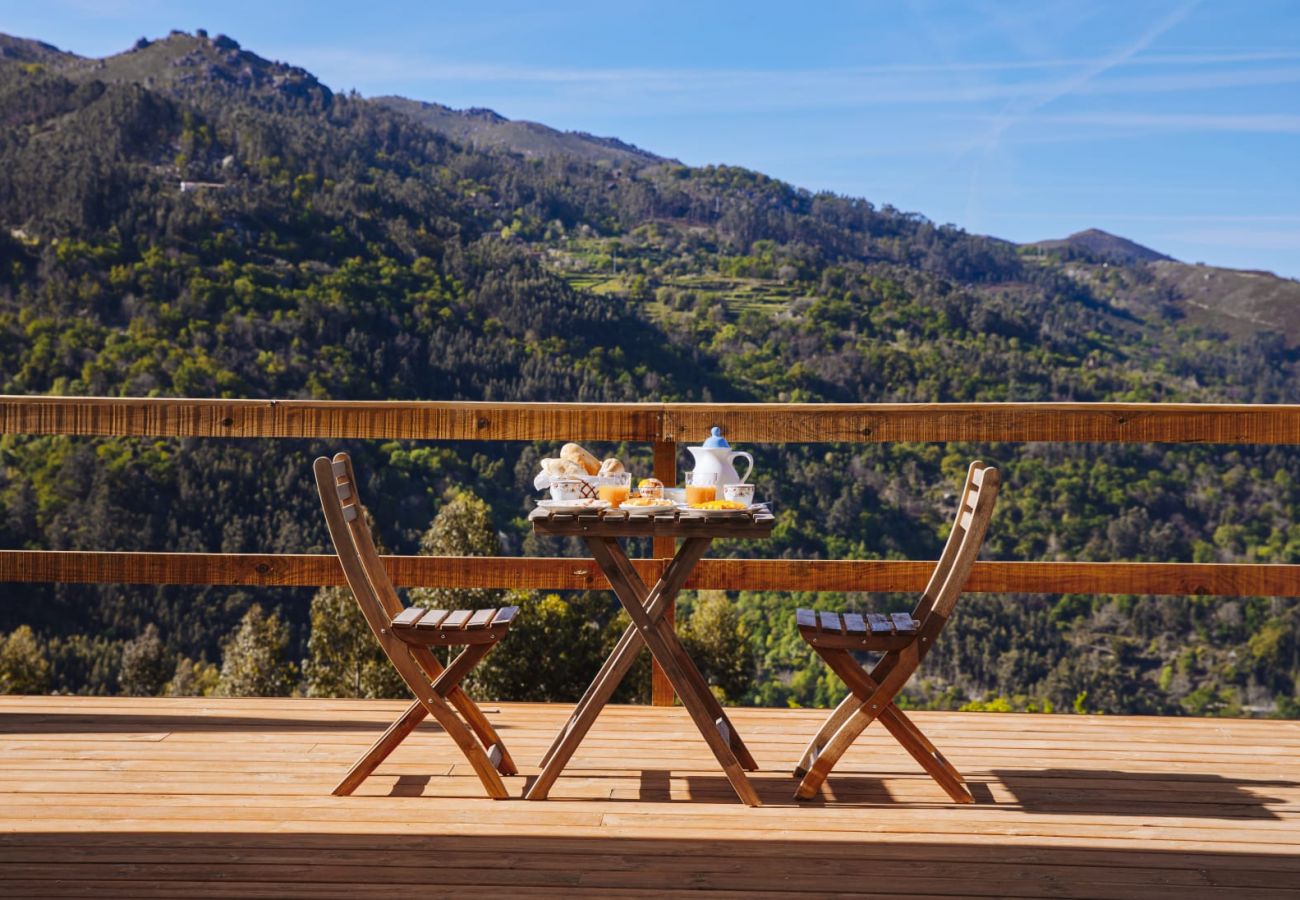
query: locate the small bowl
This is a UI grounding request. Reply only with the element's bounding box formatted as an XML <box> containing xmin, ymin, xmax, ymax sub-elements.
<box><xmin>723</xmin><ymin>483</ymin><xmax>755</xmax><ymax>505</ymax></box>
<box><xmin>550</xmin><ymin>478</ymin><xmax>586</xmax><ymax>502</ymax></box>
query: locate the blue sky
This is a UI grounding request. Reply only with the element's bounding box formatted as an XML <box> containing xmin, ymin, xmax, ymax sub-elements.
<box><xmin>4</xmin><ymin>1</ymin><xmax>1299</xmax><ymax>276</ymax></box>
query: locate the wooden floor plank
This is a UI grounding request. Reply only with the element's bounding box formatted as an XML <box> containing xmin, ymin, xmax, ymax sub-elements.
<box><xmin>1</xmin><ymin>697</ymin><xmax>1297</xmax><ymax>898</ymax></box>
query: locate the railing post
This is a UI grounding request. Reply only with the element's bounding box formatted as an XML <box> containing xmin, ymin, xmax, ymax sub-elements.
<box><xmin>651</xmin><ymin>440</ymin><xmax>677</xmax><ymax>706</ymax></box>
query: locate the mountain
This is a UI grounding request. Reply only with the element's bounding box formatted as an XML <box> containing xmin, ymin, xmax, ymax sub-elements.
<box><xmin>53</xmin><ymin>30</ymin><xmax>330</xmax><ymax>104</ymax></box>
<box><xmin>0</xmin><ymin>30</ymin><xmax>1298</xmax><ymax>717</ymax></box>
<box><xmin>373</xmin><ymin>96</ymin><xmax>665</xmax><ymax>166</ymax></box>
<box><xmin>1026</xmin><ymin>228</ymin><xmax>1172</xmax><ymax>264</ymax></box>
<box><xmin>0</xmin><ymin>34</ymin><xmax>75</xmax><ymax>64</ymax></box>
<box><xmin>1148</xmin><ymin>261</ymin><xmax>1300</xmax><ymax>344</ymax></box>
<box><xmin>1024</xmin><ymin>229</ymin><xmax>1300</xmax><ymax>345</ymax></box>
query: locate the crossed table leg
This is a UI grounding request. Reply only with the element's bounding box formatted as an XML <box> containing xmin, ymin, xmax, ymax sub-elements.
<box><xmin>526</xmin><ymin>536</ymin><xmax>761</xmax><ymax>806</ymax></box>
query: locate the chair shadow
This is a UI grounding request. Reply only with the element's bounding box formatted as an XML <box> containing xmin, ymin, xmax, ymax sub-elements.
<box><xmin>635</xmin><ymin>770</ymin><xmax>974</xmax><ymax>807</ymax></box>
<box><xmin>993</xmin><ymin>768</ymin><xmax>1295</xmax><ymax>820</ymax></box>
<box><xmin>389</xmin><ymin>774</ymin><xmax>433</xmax><ymax>797</ymax></box>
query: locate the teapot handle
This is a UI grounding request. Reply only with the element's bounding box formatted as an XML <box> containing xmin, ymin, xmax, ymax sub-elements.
<box><xmin>732</xmin><ymin>451</ymin><xmax>754</xmax><ymax>484</ymax></box>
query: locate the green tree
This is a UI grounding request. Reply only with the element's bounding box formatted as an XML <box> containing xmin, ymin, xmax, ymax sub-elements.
<box><xmin>680</xmin><ymin>592</ymin><xmax>754</xmax><ymax>703</ymax></box>
<box><xmin>215</xmin><ymin>604</ymin><xmax>298</xmax><ymax>697</ymax></box>
<box><xmin>302</xmin><ymin>585</ymin><xmax>405</xmax><ymax>698</ymax></box>
<box><xmin>0</xmin><ymin>625</ymin><xmax>50</xmax><ymax>694</ymax></box>
<box><xmin>603</xmin><ymin>608</ymin><xmax>652</xmax><ymax>704</ymax></box>
<box><xmin>409</xmin><ymin>488</ymin><xmax>505</xmax><ymax>611</ymax></box>
<box><xmin>469</xmin><ymin>591</ymin><xmax>609</xmax><ymax>701</ymax></box>
<box><xmin>118</xmin><ymin>624</ymin><xmax>171</xmax><ymax>696</ymax></box>
<box><xmin>166</xmin><ymin>656</ymin><xmax>220</xmax><ymax>697</ymax></box>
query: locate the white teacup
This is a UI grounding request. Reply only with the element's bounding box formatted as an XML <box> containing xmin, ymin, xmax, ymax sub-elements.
<box><xmin>723</xmin><ymin>483</ymin><xmax>755</xmax><ymax>505</ymax></box>
<box><xmin>549</xmin><ymin>478</ymin><xmax>586</xmax><ymax>502</ymax></box>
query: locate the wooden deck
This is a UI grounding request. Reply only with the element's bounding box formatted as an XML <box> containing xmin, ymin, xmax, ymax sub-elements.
<box><xmin>2</xmin><ymin>697</ymin><xmax>1298</xmax><ymax>898</ymax></box>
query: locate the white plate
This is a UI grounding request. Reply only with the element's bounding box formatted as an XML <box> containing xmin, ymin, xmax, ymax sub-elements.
<box><xmin>620</xmin><ymin>501</ymin><xmax>678</xmax><ymax>515</ymax></box>
<box><xmin>537</xmin><ymin>498</ymin><xmax>611</xmax><ymax>513</ymax></box>
<box><xmin>677</xmin><ymin>504</ymin><xmax>761</xmax><ymax>517</ymax></box>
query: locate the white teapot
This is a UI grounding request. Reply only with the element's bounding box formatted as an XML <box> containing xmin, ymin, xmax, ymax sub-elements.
<box><xmin>686</xmin><ymin>427</ymin><xmax>754</xmax><ymax>487</ymax></box>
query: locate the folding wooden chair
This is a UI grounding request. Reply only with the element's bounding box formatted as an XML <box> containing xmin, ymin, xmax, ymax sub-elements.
<box><xmin>314</xmin><ymin>452</ymin><xmax>518</xmax><ymax>799</ymax></box>
<box><xmin>793</xmin><ymin>460</ymin><xmax>1000</xmax><ymax>803</ymax></box>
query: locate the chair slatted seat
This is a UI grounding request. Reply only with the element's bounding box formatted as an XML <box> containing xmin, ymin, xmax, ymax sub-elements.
<box><xmin>414</xmin><ymin>609</ymin><xmax>450</xmax><ymax>630</ymax></box>
<box><xmin>389</xmin><ymin>606</ymin><xmax>520</xmax><ymax>644</ymax></box>
<box><xmin>314</xmin><ymin>451</ymin><xmax>518</xmax><ymax>799</ymax></box>
<box><xmin>797</xmin><ymin>608</ymin><xmax>921</xmax><ymax>651</ymax></box>
<box><xmin>792</xmin><ymin>460</ymin><xmax>1000</xmax><ymax>804</ymax></box>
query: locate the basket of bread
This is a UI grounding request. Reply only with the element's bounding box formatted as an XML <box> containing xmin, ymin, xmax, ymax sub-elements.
<box><xmin>534</xmin><ymin>443</ymin><xmax>628</xmax><ymax>498</ymax></box>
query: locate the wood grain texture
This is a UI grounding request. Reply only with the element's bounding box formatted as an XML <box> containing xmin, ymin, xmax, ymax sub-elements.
<box><xmin>2</xmin><ymin>696</ymin><xmax>1300</xmax><ymax>899</ymax></box>
<box><xmin>650</xmin><ymin>440</ymin><xmax>678</xmax><ymax>708</ymax></box>
<box><xmin>4</xmin><ymin>551</ymin><xmax>1300</xmax><ymax>597</ymax></box>
<box><xmin>683</xmin><ymin>558</ymin><xmax>1300</xmax><ymax>596</ymax></box>
<box><xmin>0</xmin><ymin>551</ymin><xmax>659</xmax><ymax>590</ymax></box>
<box><xmin>0</xmin><ymin>397</ymin><xmax>661</xmax><ymax>442</ymax></box>
<box><xmin>530</xmin><ymin>508</ymin><xmax>776</xmax><ymax>539</ymax></box>
<box><xmin>660</xmin><ymin>401</ymin><xmax>1300</xmax><ymax>445</ymax></box>
<box><xmin>8</xmin><ymin>396</ymin><xmax>1300</xmax><ymax>445</ymax></box>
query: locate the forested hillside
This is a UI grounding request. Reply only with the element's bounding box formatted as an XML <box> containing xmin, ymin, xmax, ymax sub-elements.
<box><xmin>1</xmin><ymin>31</ymin><xmax>1297</xmax><ymax>717</ymax></box>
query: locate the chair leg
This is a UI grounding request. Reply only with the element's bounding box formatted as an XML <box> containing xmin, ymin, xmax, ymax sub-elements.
<box><xmin>333</xmin><ymin>648</ymin><xmax>521</xmax><ymax>797</ymax></box>
<box><xmin>794</xmin><ymin>690</ymin><xmax>858</xmax><ymax>777</ymax></box>
<box><xmin>409</xmin><ymin>646</ymin><xmax>518</xmax><ymax>776</ymax></box>
<box><xmin>333</xmin><ymin>659</ymin><xmax>510</xmax><ymax>800</ymax></box>
<box><xmin>354</xmin><ymin>640</ymin><xmax>508</xmax><ymax>799</ymax></box>
<box><xmin>410</xmin><ymin>680</ymin><xmax>510</xmax><ymax>799</ymax></box>
<box><xmin>879</xmin><ymin>707</ymin><xmax>974</xmax><ymax>803</ymax></box>
<box><xmin>333</xmin><ymin>700</ymin><xmax>427</xmax><ymax>796</ymax></box>
<box><xmin>811</xmin><ymin>645</ymin><xmax>971</xmax><ymax>801</ymax></box>
<box><xmin>794</xmin><ymin>689</ymin><xmax>971</xmax><ymax>801</ymax></box>
<box><xmin>795</xmin><ymin>645</ymin><xmax>919</xmax><ymax>800</ymax></box>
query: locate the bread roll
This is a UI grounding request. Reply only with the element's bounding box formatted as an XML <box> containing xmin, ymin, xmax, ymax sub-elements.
<box><xmin>540</xmin><ymin>457</ymin><xmax>584</xmax><ymax>477</ymax></box>
<box><xmin>598</xmin><ymin>457</ymin><xmax>625</xmax><ymax>476</ymax></box>
<box><xmin>561</xmin><ymin>442</ymin><xmax>601</xmax><ymax>476</ymax></box>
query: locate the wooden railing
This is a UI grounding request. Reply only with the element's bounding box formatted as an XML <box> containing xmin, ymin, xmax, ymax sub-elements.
<box><xmin>4</xmin><ymin>395</ymin><xmax>1300</xmax><ymax>705</ymax></box>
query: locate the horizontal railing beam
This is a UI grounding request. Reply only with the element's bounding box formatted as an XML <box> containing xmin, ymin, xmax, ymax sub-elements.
<box><xmin>0</xmin><ymin>397</ymin><xmax>662</xmax><ymax>442</ymax></box>
<box><xmin>3</xmin><ymin>551</ymin><xmax>1298</xmax><ymax>598</ymax></box>
<box><xmin>6</xmin><ymin>396</ymin><xmax>1300</xmax><ymax>445</ymax></box>
<box><xmin>0</xmin><ymin>551</ymin><xmax>658</xmax><ymax>591</ymax></box>
<box><xmin>659</xmin><ymin>402</ymin><xmax>1300</xmax><ymax>445</ymax></box>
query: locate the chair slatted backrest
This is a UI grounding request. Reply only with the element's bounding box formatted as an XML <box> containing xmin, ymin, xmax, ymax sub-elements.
<box><xmin>331</xmin><ymin>453</ymin><xmax>407</xmax><ymax>619</ymax></box>
<box><xmin>911</xmin><ymin>461</ymin><xmax>1001</xmax><ymax>630</ymax></box>
<box><xmin>313</xmin><ymin>453</ymin><xmax>399</xmax><ymax>641</ymax></box>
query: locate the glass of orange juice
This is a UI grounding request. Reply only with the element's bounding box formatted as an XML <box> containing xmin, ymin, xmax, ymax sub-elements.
<box><xmin>596</xmin><ymin>473</ymin><xmax>632</xmax><ymax>507</ymax></box>
<box><xmin>684</xmin><ymin>470</ymin><xmax>716</xmax><ymax>505</ymax></box>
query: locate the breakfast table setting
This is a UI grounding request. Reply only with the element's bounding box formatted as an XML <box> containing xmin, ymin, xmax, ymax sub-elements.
<box><xmin>525</xmin><ymin>427</ymin><xmax>774</xmax><ymax>806</ymax></box>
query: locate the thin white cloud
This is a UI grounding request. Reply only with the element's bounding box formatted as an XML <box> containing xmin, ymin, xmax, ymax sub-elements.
<box><xmin>973</xmin><ymin>1</ymin><xmax>1203</xmax><ymax>150</ymax></box>
<box><xmin>294</xmin><ymin>48</ymin><xmax>1300</xmax><ymax>85</ymax></box>
<box><xmin>289</xmin><ymin>46</ymin><xmax>1300</xmax><ymax>114</ymax></box>
<box><xmin>1033</xmin><ymin>112</ymin><xmax>1300</xmax><ymax>133</ymax></box>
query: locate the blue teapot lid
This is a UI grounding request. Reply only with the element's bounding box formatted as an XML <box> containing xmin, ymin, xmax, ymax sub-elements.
<box><xmin>702</xmin><ymin>426</ymin><xmax>731</xmax><ymax>449</ymax></box>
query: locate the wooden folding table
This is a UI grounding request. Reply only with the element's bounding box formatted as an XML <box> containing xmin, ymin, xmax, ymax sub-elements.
<box><xmin>525</xmin><ymin>505</ymin><xmax>775</xmax><ymax>806</ymax></box>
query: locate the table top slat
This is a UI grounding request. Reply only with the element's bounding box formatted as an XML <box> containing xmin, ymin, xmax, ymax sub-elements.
<box><xmin>531</xmin><ymin>507</ymin><xmax>774</xmax><ymax>539</ymax></box>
